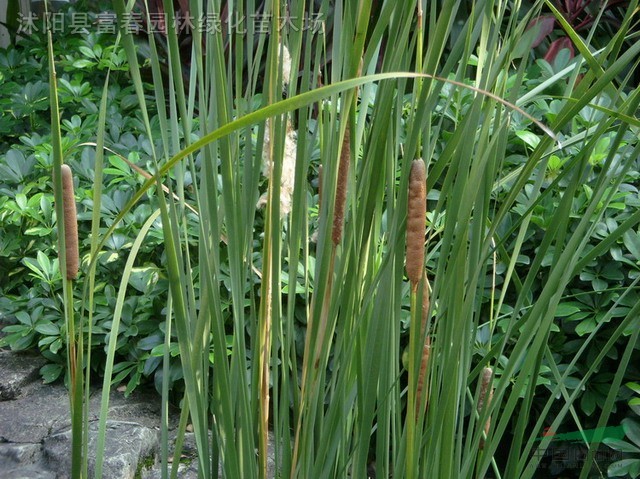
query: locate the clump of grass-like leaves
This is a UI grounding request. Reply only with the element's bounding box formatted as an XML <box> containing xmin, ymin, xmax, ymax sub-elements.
<box><xmin>47</xmin><ymin>0</ymin><xmax>640</xmax><ymax>478</ymax></box>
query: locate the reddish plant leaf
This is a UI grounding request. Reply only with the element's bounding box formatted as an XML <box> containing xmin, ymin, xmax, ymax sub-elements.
<box><xmin>544</xmin><ymin>37</ymin><xmax>574</xmax><ymax>64</ymax></box>
<box><xmin>177</xmin><ymin>0</ymin><xmax>190</xmax><ymax>17</ymax></box>
<box><xmin>527</xmin><ymin>15</ymin><xmax>556</xmax><ymax>47</ymax></box>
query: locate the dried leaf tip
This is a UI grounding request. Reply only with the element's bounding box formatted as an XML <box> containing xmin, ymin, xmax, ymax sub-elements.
<box><xmin>478</xmin><ymin>367</ymin><xmax>493</xmax><ymax>410</ymax></box>
<box><xmin>406</xmin><ymin>159</ymin><xmax>426</xmax><ymax>287</ymax></box>
<box><xmin>281</xmin><ymin>43</ymin><xmax>292</xmax><ymax>87</ymax></box>
<box><xmin>61</xmin><ymin>164</ymin><xmax>79</xmax><ymax>280</ymax></box>
<box><xmin>258</xmin><ymin>119</ymin><xmax>298</xmax><ymax>216</ymax></box>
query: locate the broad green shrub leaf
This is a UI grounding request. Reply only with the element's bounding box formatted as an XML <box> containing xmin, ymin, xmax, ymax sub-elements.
<box><xmin>555</xmin><ymin>303</ymin><xmax>581</xmax><ymax>317</ymax></box>
<box><xmin>35</xmin><ymin>322</ymin><xmax>59</xmax><ymax>336</ymax></box>
<box><xmin>40</xmin><ymin>363</ymin><xmax>64</xmax><ymax>384</ymax></box>
<box><xmin>624</xmin><ymin>418</ymin><xmax>640</xmax><ymax>448</ymax></box>
<box><xmin>516</xmin><ymin>130</ymin><xmax>540</xmax><ymax>149</ymax></box>
<box><xmin>627</xmin><ymin>383</ymin><xmax>640</xmax><ymax>395</ymax></box>
<box><xmin>604</xmin><ymin>439</ymin><xmax>640</xmax><ymax>453</ymax></box>
<box><xmin>575</xmin><ymin>318</ymin><xmax>597</xmax><ymax>336</ymax></box>
<box><xmin>608</xmin><ymin>458</ymin><xmax>640</xmax><ymax>478</ymax></box>
<box><xmin>580</xmin><ymin>391</ymin><xmax>597</xmax><ymax>416</ymax></box>
<box><xmin>623</xmin><ymin>231</ymin><xmax>640</xmax><ymax>261</ymax></box>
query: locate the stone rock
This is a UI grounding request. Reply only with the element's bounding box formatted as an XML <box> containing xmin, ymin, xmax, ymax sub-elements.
<box><xmin>0</xmin><ymin>380</ymin><xmax>70</xmax><ymax>444</ymax></box>
<box><xmin>0</xmin><ymin>464</ymin><xmax>57</xmax><ymax>479</ymax></box>
<box><xmin>140</xmin><ymin>460</ymin><xmax>199</xmax><ymax>479</ymax></box>
<box><xmin>43</xmin><ymin>420</ymin><xmax>158</xmax><ymax>479</ymax></box>
<box><xmin>0</xmin><ymin>442</ymin><xmax>42</xmax><ymax>464</ymax></box>
<box><xmin>0</xmin><ymin>350</ymin><xmax>46</xmax><ymax>401</ymax></box>
<box><xmin>0</xmin><ymin>443</ymin><xmax>54</xmax><ymax>479</ymax></box>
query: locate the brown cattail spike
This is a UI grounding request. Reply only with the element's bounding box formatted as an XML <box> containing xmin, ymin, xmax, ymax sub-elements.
<box><xmin>478</xmin><ymin>366</ymin><xmax>494</xmax><ymax>450</ymax></box>
<box><xmin>332</xmin><ymin>127</ymin><xmax>350</xmax><ymax>246</ymax></box>
<box><xmin>61</xmin><ymin>164</ymin><xmax>79</xmax><ymax>280</ymax></box>
<box><xmin>406</xmin><ymin>159</ymin><xmax>426</xmax><ymax>286</ymax></box>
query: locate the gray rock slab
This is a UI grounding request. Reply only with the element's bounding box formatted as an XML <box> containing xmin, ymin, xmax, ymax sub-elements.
<box><xmin>0</xmin><ymin>350</ymin><xmax>46</xmax><ymax>401</ymax></box>
<box><xmin>0</xmin><ymin>381</ymin><xmax>70</xmax><ymax>443</ymax></box>
<box><xmin>0</xmin><ymin>443</ymin><xmax>53</xmax><ymax>479</ymax></box>
<box><xmin>43</xmin><ymin>420</ymin><xmax>158</xmax><ymax>479</ymax></box>
<box><xmin>140</xmin><ymin>460</ymin><xmax>199</xmax><ymax>479</ymax></box>
<box><xmin>0</xmin><ymin>442</ymin><xmax>42</xmax><ymax>465</ymax></box>
<box><xmin>0</xmin><ymin>464</ymin><xmax>57</xmax><ymax>479</ymax></box>
<box><xmin>87</xmin><ymin>387</ymin><xmax>165</xmax><ymax>430</ymax></box>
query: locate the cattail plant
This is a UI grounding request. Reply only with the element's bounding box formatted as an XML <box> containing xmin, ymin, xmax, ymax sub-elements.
<box><xmin>292</xmin><ymin>117</ymin><xmax>352</xmax><ymax>477</ymax></box>
<box><xmin>406</xmin><ymin>159</ymin><xmax>426</xmax><ymax>288</ymax></box>
<box><xmin>58</xmin><ymin>163</ymin><xmax>83</xmax><ymax>462</ymax></box>
<box><xmin>256</xmin><ymin>37</ymin><xmax>295</xmax><ymax>479</ymax></box>
<box><xmin>47</xmin><ymin>10</ymin><xmax>85</xmax><ymax>472</ymax></box>
<box><xmin>478</xmin><ymin>366</ymin><xmax>494</xmax><ymax>450</ymax></box>
<box><xmin>332</xmin><ymin>126</ymin><xmax>350</xmax><ymax>245</ymax></box>
<box><xmin>405</xmin><ymin>158</ymin><xmax>427</xmax><ymax>479</ymax></box>
<box><xmin>61</xmin><ymin>164</ymin><xmax>79</xmax><ymax>280</ymax></box>
<box><xmin>41</xmin><ymin>0</ymin><xmax>640</xmax><ymax>477</ymax></box>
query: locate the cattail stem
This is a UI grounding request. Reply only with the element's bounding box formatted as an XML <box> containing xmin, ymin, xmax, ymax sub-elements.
<box><xmin>332</xmin><ymin>126</ymin><xmax>350</xmax><ymax>246</ymax></box>
<box><xmin>61</xmin><ymin>164</ymin><xmax>79</xmax><ymax>280</ymax></box>
<box><xmin>406</xmin><ymin>290</ymin><xmax>419</xmax><ymax>479</ymax></box>
<box><xmin>318</xmin><ymin>164</ymin><xmax>323</xmax><ymax>207</ymax></box>
<box><xmin>478</xmin><ymin>367</ymin><xmax>494</xmax><ymax>450</ymax></box>
<box><xmin>406</xmin><ymin>159</ymin><xmax>426</xmax><ymax>288</ymax></box>
<box><xmin>416</xmin><ymin>0</ymin><xmax>424</xmax><ymax>157</ymax></box>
